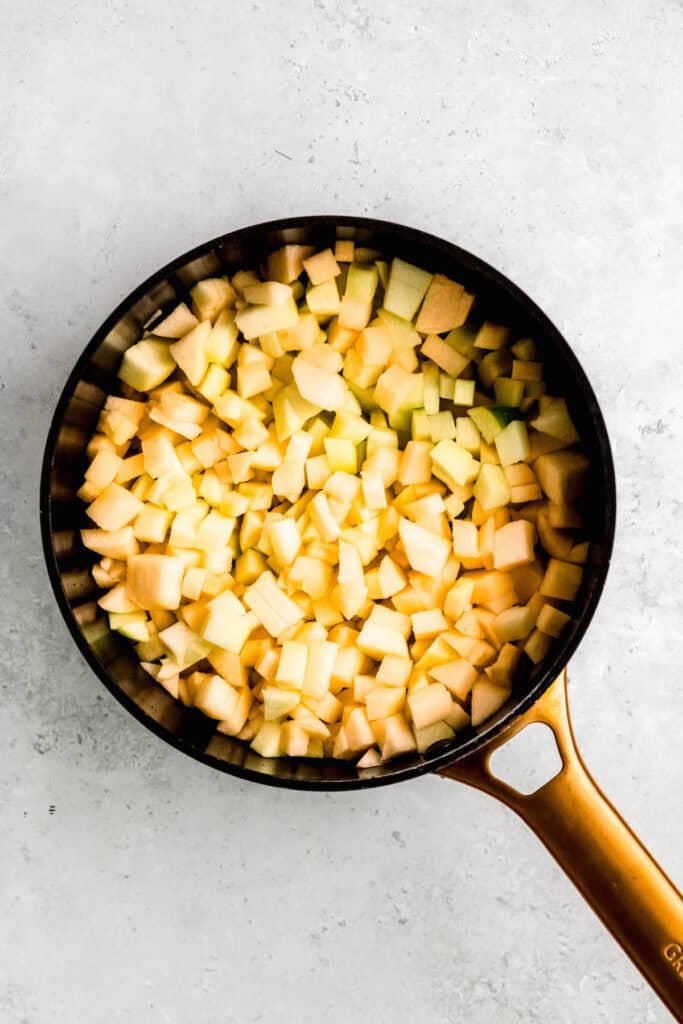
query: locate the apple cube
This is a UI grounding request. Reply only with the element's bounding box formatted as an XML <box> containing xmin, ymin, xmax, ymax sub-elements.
<box><xmin>380</xmin><ymin>714</ymin><xmax>417</xmax><ymax>760</ymax></box>
<box><xmin>421</xmin><ymin>334</ymin><xmax>470</xmax><ymax>378</ymax></box>
<box><xmin>534</xmin><ymin>451</ymin><xmax>590</xmax><ymax>504</ymax></box>
<box><xmin>345</xmin><ymin>708</ymin><xmax>376</xmax><ymax>752</ymax></box>
<box><xmin>495</xmin><ymin>420</ymin><xmax>530</xmax><ymax>466</ymax></box>
<box><xmin>244</xmin><ymin>571</ymin><xmax>304</xmax><ymax>638</ymax></box>
<box><xmin>158</xmin><ymin>621</ymin><xmax>212</xmax><ymax>669</ymax></box>
<box><xmin>262</xmin><ymin>686</ymin><xmax>300</xmax><ymax>721</ymax></box>
<box><xmin>474</xmin><ymin>464</ymin><xmax>510</xmax><ymax>511</ymax></box>
<box><xmin>85</xmin><ymin>449</ymin><xmax>123</xmax><ymax>492</ymax></box>
<box><xmin>539</xmin><ymin>559</ymin><xmax>583</xmax><ymax>601</ymax></box>
<box><xmin>530</xmin><ymin>398</ymin><xmax>579</xmax><ymax>444</ymax></box>
<box><xmin>365</xmin><ymin>687</ymin><xmax>406</xmax><ymax>721</ymax></box>
<box><xmin>273</xmin><ymin>641</ymin><xmax>307</xmax><ymax>691</ymax></box>
<box><xmin>407</xmin><ymin>682</ymin><xmax>452</xmax><ymax>729</ymax></box>
<box><xmin>453</xmin><ymin>378</ymin><xmax>476</xmax><ymax>406</ymax></box>
<box><xmin>430</xmin><ymin>440</ymin><xmax>479</xmax><ymax>488</ymax></box>
<box><xmin>170</xmin><ymin>320</ymin><xmax>211</xmax><ymax>385</ymax></box>
<box><xmin>429</xmin><ymin>659</ymin><xmax>478</xmax><ymax>700</ymax></box>
<box><xmin>536</xmin><ymin>604</ymin><xmax>571</xmax><ymax>638</ymax></box>
<box><xmin>87</xmin><ymin>483</ymin><xmax>143</xmax><ymax>531</ymax></box>
<box><xmin>485</xmin><ymin>643</ymin><xmax>522</xmax><ymax>687</ymax></box>
<box><xmin>451</xmin><ymin>521</ymin><xmax>479</xmax><ymax>560</ymax></box>
<box><xmin>384</xmin><ymin>258</ymin><xmax>433</xmax><ymax>321</ymax></box>
<box><xmin>81</xmin><ymin>527</ymin><xmax>139</xmax><ymax>560</ymax></box>
<box><xmin>411</xmin><ymin>608</ymin><xmax>448</xmax><ymax>640</ymax></box>
<box><xmin>339</xmin><ymin>263</ymin><xmax>378</xmax><ymax>330</ymax></box>
<box><xmin>267</xmin><ymin>518</ymin><xmax>301</xmax><ymax>567</ymax></box>
<box><xmin>523</xmin><ymin>628</ymin><xmax>553</xmax><ymax>664</ymax></box>
<box><xmin>193</xmin><ymin>675</ymin><xmax>239</xmax><ymax>721</ymax></box>
<box><xmin>415</xmin><ymin>720</ymin><xmax>456</xmax><ymax>753</ymax></box>
<box><xmin>250</xmin><ymin>723</ymin><xmax>282</xmax><ymax>758</ymax></box>
<box><xmin>153</xmin><ymin>302</ymin><xmax>199</xmax><ymax>338</ymax></box>
<box><xmin>200</xmin><ymin>590</ymin><xmax>256</xmax><ymax>652</ymax></box>
<box><xmin>398</xmin><ymin>516</ymin><xmax>450</xmax><ymax>576</ymax></box>
<box><xmin>216</xmin><ymin>688</ymin><xmax>253</xmax><ymax>735</ymax></box>
<box><xmin>280</xmin><ymin>722</ymin><xmax>309</xmax><ymax>757</ymax></box>
<box><xmin>357</xmin><ymin>620</ymin><xmax>409</xmax><ymax>660</ymax></box>
<box><xmin>493</xmin><ymin>519</ymin><xmax>536</xmax><ymax>570</ymax></box>
<box><xmin>119</xmin><ymin>338</ymin><xmax>176</xmax><ymax>392</ymax></box>
<box><xmin>492</xmin><ymin>604</ymin><xmax>536</xmax><ymax>642</ymax></box>
<box><xmin>398</xmin><ymin>441</ymin><xmax>432</xmax><ymax>485</ymax></box>
<box><xmin>267</xmin><ymin>244</ymin><xmax>315</xmax><ymax>283</ymax></box>
<box><xmin>303</xmin><ymin>248</ymin><xmax>341</xmax><ymax>285</ymax></box>
<box><xmin>416</xmin><ymin>274</ymin><xmax>473</xmax><ymax>334</ymax></box>
<box><xmin>470</xmin><ymin>680</ymin><xmax>510</xmax><ymax>726</ymax></box>
<box><xmin>235</xmin><ymin>297</ymin><xmax>299</xmax><ymax>340</ymax></box>
<box><xmin>127</xmin><ymin>554</ymin><xmax>184</xmax><ymax>610</ymax></box>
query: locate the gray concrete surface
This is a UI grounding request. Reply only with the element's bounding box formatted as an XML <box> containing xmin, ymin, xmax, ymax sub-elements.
<box><xmin>2</xmin><ymin>1</ymin><xmax>682</xmax><ymax>1021</ymax></box>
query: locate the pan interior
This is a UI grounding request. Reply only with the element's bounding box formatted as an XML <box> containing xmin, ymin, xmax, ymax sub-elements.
<box><xmin>41</xmin><ymin>217</ymin><xmax>615</xmax><ymax>790</ymax></box>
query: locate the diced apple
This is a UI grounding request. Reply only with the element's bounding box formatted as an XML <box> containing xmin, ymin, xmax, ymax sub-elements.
<box><xmin>262</xmin><ymin>686</ymin><xmax>300</xmax><ymax>721</ymax></box>
<box><xmin>470</xmin><ymin>680</ymin><xmax>510</xmax><ymax>726</ymax></box>
<box><xmin>235</xmin><ymin>298</ymin><xmax>299</xmax><ymax>340</ymax></box>
<box><xmin>216</xmin><ymin>688</ymin><xmax>253</xmax><ymax>735</ymax></box>
<box><xmin>534</xmin><ymin>451</ymin><xmax>590</xmax><ymax>504</ymax></box>
<box><xmin>339</xmin><ymin>263</ymin><xmax>378</xmax><ymax>330</ymax></box>
<box><xmin>193</xmin><ymin>674</ymin><xmax>239</xmax><ymax>721</ymax></box>
<box><xmin>421</xmin><ymin>334</ymin><xmax>469</xmax><ymax>378</ymax></box>
<box><xmin>169</xmin><ymin>320</ymin><xmax>211</xmax><ymax>386</ymax></box>
<box><xmin>407</xmin><ymin>683</ymin><xmax>452</xmax><ymax>729</ymax></box>
<box><xmin>429</xmin><ymin>659</ymin><xmax>478</xmax><ymax>700</ymax></box>
<box><xmin>415</xmin><ymin>720</ymin><xmax>456</xmax><ymax>753</ymax></box>
<box><xmin>384</xmin><ymin>258</ymin><xmax>433</xmax><ymax>321</ymax></box>
<box><xmin>380</xmin><ymin>714</ymin><xmax>417</xmax><ymax>760</ymax></box>
<box><xmin>485</xmin><ymin>643</ymin><xmax>522</xmax><ymax>686</ymax></box>
<box><xmin>127</xmin><ymin>554</ymin><xmax>184</xmax><ymax>610</ymax></box>
<box><xmin>303</xmin><ymin>248</ymin><xmax>341</xmax><ymax>285</ymax></box>
<box><xmin>190</xmin><ymin>277</ymin><xmax>235</xmax><ymax>321</ymax></box>
<box><xmin>267</xmin><ymin>244</ymin><xmax>315</xmax><ymax>283</ymax></box>
<box><xmin>494</xmin><ymin>420</ymin><xmax>530</xmax><ymax>466</ymax></box>
<box><xmin>474</xmin><ymin>464</ymin><xmax>510</xmax><ymax>511</ymax></box>
<box><xmin>430</xmin><ymin>440</ymin><xmax>479</xmax><ymax>488</ymax></box>
<box><xmin>200</xmin><ymin>590</ymin><xmax>256</xmax><ymax>652</ymax></box>
<box><xmin>493</xmin><ymin>519</ymin><xmax>536</xmax><ymax>570</ymax></box>
<box><xmin>250</xmin><ymin>722</ymin><xmax>282</xmax><ymax>758</ymax></box>
<box><xmin>530</xmin><ymin>398</ymin><xmax>579</xmax><ymax>444</ymax></box>
<box><xmin>118</xmin><ymin>338</ymin><xmax>176</xmax><ymax>392</ymax></box>
<box><xmin>539</xmin><ymin>559</ymin><xmax>583</xmax><ymax>601</ymax></box>
<box><xmin>416</xmin><ymin>274</ymin><xmax>473</xmax><ymax>333</ymax></box>
<box><xmin>244</xmin><ymin>571</ymin><xmax>304</xmax><ymax>638</ymax></box>
<box><xmin>398</xmin><ymin>517</ymin><xmax>450</xmax><ymax>576</ymax></box>
<box><xmin>87</xmin><ymin>483</ymin><xmax>143</xmax><ymax>531</ymax></box>
<box><xmin>451</xmin><ymin>520</ymin><xmax>478</xmax><ymax>560</ymax></box>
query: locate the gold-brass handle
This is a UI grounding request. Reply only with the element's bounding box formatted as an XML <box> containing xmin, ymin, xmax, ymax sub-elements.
<box><xmin>437</xmin><ymin>671</ymin><xmax>683</xmax><ymax>1021</ymax></box>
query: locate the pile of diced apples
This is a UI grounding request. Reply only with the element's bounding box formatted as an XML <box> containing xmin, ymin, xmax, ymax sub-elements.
<box><xmin>79</xmin><ymin>238</ymin><xmax>590</xmax><ymax>766</ymax></box>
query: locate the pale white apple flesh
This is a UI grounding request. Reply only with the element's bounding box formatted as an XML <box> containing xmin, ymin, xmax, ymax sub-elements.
<box><xmin>79</xmin><ymin>242</ymin><xmax>589</xmax><ymax>764</ymax></box>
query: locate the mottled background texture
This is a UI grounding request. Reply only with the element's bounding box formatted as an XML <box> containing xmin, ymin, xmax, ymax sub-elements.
<box><xmin>1</xmin><ymin>1</ymin><xmax>682</xmax><ymax>1021</ymax></box>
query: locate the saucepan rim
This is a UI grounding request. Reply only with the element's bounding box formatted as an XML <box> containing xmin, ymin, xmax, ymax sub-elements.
<box><xmin>39</xmin><ymin>215</ymin><xmax>616</xmax><ymax>789</ymax></box>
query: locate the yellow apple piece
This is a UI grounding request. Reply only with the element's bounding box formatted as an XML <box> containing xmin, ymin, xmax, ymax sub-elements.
<box><xmin>539</xmin><ymin>559</ymin><xmax>583</xmax><ymax>601</ymax></box>
<box><xmin>126</xmin><ymin>553</ymin><xmax>184</xmax><ymax>610</ymax></box>
<box><xmin>193</xmin><ymin>674</ymin><xmax>239</xmax><ymax>721</ymax></box>
<box><xmin>470</xmin><ymin>680</ymin><xmax>510</xmax><ymax>727</ymax></box>
<box><xmin>429</xmin><ymin>659</ymin><xmax>478</xmax><ymax>700</ymax></box>
<box><xmin>416</xmin><ymin>274</ymin><xmax>474</xmax><ymax>333</ymax></box>
<box><xmin>493</xmin><ymin>519</ymin><xmax>536</xmax><ymax>570</ymax></box>
<box><xmin>87</xmin><ymin>483</ymin><xmax>144</xmax><ymax>531</ymax></box>
<box><xmin>398</xmin><ymin>516</ymin><xmax>450</xmax><ymax>575</ymax></box>
<box><xmin>243</xmin><ymin>571</ymin><xmax>305</xmax><ymax>638</ymax></box>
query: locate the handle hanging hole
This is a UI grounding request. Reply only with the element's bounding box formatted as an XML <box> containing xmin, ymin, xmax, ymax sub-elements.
<box><xmin>488</xmin><ymin>722</ymin><xmax>563</xmax><ymax>796</ymax></box>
